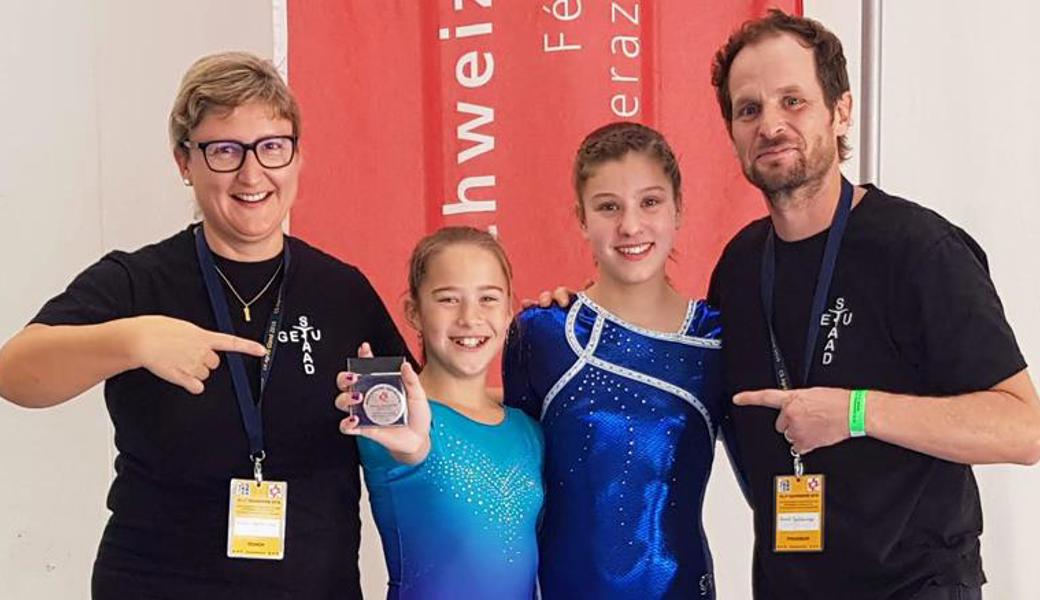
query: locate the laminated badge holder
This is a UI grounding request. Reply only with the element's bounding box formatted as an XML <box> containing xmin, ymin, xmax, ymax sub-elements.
<box><xmin>195</xmin><ymin>225</ymin><xmax>291</xmax><ymax>560</ymax></box>
<box><xmin>760</xmin><ymin>178</ymin><xmax>854</xmax><ymax>553</ymax></box>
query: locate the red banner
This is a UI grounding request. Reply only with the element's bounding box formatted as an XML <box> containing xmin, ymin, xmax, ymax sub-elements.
<box><xmin>288</xmin><ymin>0</ymin><xmax>801</xmax><ymax>354</ymax></box>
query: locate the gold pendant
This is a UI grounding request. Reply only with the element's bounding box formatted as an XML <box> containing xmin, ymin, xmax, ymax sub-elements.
<box><xmin>243</xmin><ymin>306</ymin><xmax>251</xmax><ymax>322</ymax></box>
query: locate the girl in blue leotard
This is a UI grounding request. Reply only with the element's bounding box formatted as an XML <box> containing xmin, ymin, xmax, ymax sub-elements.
<box><xmin>337</xmin><ymin>227</ymin><xmax>543</xmax><ymax>600</ymax></box>
<box><xmin>504</xmin><ymin>122</ymin><xmax>724</xmax><ymax>599</ymax></box>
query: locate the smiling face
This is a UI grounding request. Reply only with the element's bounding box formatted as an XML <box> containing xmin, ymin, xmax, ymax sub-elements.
<box><xmin>580</xmin><ymin>151</ymin><xmax>679</xmax><ymax>289</ymax></box>
<box><xmin>727</xmin><ymin>33</ymin><xmax>850</xmax><ymax>200</ymax></box>
<box><xmin>407</xmin><ymin>243</ymin><xmax>512</xmax><ymax>382</ymax></box>
<box><xmin>175</xmin><ymin>101</ymin><xmax>300</xmax><ymax>259</ymax></box>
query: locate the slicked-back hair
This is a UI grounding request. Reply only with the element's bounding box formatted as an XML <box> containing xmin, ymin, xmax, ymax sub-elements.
<box><xmin>572</xmin><ymin>121</ymin><xmax>682</xmax><ymax>223</ymax></box>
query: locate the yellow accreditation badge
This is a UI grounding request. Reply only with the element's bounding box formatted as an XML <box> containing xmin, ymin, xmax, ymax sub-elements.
<box><xmin>227</xmin><ymin>478</ymin><xmax>288</xmax><ymax>560</ymax></box>
<box><xmin>773</xmin><ymin>473</ymin><xmax>825</xmax><ymax>552</ymax></box>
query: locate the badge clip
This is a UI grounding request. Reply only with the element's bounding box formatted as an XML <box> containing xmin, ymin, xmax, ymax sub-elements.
<box><xmin>252</xmin><ymin>450</ymin><xmax>266</xmax><ymax>486</ymax></box>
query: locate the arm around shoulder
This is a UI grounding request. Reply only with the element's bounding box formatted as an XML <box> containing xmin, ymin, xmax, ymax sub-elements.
<box><xmin>502</xmin><ymin>311</ymin><xmax>542</xmax><ymax>420</ymax></box>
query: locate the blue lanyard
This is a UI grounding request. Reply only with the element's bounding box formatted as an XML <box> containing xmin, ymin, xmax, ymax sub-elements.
<box><xmin>194</xmin><ymin>226</ymin><xmax>290</xmax><ymax>480</ymax></box>
<box><xmin>760</xmin><ymin>178</ymin><xmax>854</xmax><ymax>390</ymax></box>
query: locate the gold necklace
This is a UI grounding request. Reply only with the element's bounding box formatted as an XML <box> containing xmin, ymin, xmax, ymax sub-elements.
<box><xmin>213</xmin><ymin>262</ymin><xmax>283</xmax><ymax>322</ymax></box>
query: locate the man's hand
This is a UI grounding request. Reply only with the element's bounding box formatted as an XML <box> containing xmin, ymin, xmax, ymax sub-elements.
<box><xmin>734</xmin><ymin>387</ymin><xmax>851</xmax><ymax>454</ymax></box>
<box><xmin>521</xmin><ymin>286</ymin><xmax>575</xmax><ymax>309</ymax></box>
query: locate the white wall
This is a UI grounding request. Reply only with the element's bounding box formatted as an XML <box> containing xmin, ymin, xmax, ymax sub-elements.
<box><xmin>879</xmin><ymin>2</ymin><xmax>1040</xmax><ymax>596</ymax></box>
<box><xmin>3</xmin><ymin>2</ymin><xmax>1038</xmax><ymax>598</ymax></box>
<box><xmin>0</xmin><ymin>2</ymin><xmax>273</xmax><ymax>597</ymax></box>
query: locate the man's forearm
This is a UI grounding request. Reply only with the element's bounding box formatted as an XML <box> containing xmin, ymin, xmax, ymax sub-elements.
<box><xmin>867</xmin><ymin>369</ymin><xmax>1040</xmax><ymax>465</ymax></box>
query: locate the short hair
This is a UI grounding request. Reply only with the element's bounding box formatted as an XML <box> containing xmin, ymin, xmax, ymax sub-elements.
<box><xmin>572</xmin><ymin>122</ymin><xmax>682</xmax><ymax>223</ymax></box>
<box><xmin>711</xmin><ymin>9</ymin><xmax>851</xmax><ymax>161</ymax></box>
<box><xmin>169</xmin><ymin>51</ymin><xmax>300</xmax><ymax>149</ymax></box>
<box><xmin>407</xmin><ymin>226</ymin><xmax>514</xmax><ymax>302</ymax></box>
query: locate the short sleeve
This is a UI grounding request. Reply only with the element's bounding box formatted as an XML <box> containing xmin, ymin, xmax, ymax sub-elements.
<box><xmin>31</xmin><ymin>252</ymin><xmax>135</xmax><ymax>326</ymax></box>
<box><xmin>503</xmin><ymin>313</ymin><xmax>543</xmax><ymax>422</ymax></box>
<box><xmin>896</xmin><ymin>229</ymin><xmax>1025</xmax><ymax>394</ymax></box>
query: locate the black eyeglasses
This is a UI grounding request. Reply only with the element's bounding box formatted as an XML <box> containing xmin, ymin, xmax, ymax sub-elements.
<box><xmin>181</xmin><ymin>135</ymin><xmax>298</xmax><ymax>173</ymax></box>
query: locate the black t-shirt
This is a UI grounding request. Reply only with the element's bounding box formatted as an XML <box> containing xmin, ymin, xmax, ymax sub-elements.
<box><xmin>708</xmin><ymin>186</ymin><xmax>1025</xmax><ymax>600</ymax></box>
<box><xmin>33</xmin><ymin>225</ymin><xmax>409</xmax><ymax>600</ymax></box>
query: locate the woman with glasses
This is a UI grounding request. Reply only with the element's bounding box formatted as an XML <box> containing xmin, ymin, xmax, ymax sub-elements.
<box><xmin>0</xmin><ymin>52</ymin><xmax>408</xmax><ymax>599</ymax></box>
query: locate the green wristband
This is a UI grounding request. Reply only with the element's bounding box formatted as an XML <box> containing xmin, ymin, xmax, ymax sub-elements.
<box><xmin>849</xmin><ymin>389</ymin><xmax>868</xmax><ymax>437</ymax></box>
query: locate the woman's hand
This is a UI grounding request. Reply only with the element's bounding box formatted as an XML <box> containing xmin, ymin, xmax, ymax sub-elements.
<box><xmin>127</xmin><ymin>315</ymin><xmax>268</xmax><ymax>395</ymax></box>
<box><xmin>335</xmin><ymin>342</ymin><xmax>432</xmax><ymax>465</ymax></box>
<box><xmin>0</xmin><ymin>316</ymin><xmax>268</xmax><ymax>407</ymax></box>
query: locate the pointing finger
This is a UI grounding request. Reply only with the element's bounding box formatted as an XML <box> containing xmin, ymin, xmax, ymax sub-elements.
<box><xmin>209</xmin><ymin>332</ymin><xmax>267</xmax><ymax>357</ymax></box>
<box><xmin>733</xmin><ymin>389</ymin><xmax>787</xmax><ymax>409</ymax></box>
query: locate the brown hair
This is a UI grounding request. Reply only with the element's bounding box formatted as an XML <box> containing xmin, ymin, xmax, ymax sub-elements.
<box><xmin>407</xmin><ymin>227</ymin><xmax>514</xmax><ymax>302</ymax></box>
<box><xmin>572</xmin><ymin>122</ymin><xmax>682</xmax><ymax>223</ymax></box>
<box><xmin>711</xmin><ymin>9</ymin><xmax>851</xmax><ymax>161</ymax></box>
<box><xmin>169</xmin><ymin>51</ymin><xmax>301</xmax><ymax>150</ymax></box>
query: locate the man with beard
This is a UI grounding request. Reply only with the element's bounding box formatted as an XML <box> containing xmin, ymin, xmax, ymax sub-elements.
<box><xmin>706</xmin><ymin>10</ymin><xmax>1040</xmax><ymax>600</ymax></box>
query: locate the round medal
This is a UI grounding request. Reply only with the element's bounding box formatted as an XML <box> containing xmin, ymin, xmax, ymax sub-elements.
<box><xmin>362</xmin><ymin>383</ymin><xmax>406</xmax><ymax>426</ymax></box>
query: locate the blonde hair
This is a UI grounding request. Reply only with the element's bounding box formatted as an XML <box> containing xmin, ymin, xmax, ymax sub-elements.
<box><xmin>169</xmin><ymin>51</ymin><xmax>300</xmax><ymax>149</ymax></box>
<box><xmin>407</xmin><ymin>227</ymin><xmax>514</xmax><ymax>302</ymax></box>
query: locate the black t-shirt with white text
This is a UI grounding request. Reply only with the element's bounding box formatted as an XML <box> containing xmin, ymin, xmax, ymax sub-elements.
<box><xmin>708</xmin><ymin>186</ymin><xmax>1025</xmax><ymax>600</ymax></box>
<box><xmin>33</xmin><ymin>225</ymin><xmax>409</xmax><ymax>599</ymax></box>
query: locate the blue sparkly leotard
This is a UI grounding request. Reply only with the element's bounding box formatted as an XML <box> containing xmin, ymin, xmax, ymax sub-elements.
<box><xmin>504</xmin><ymin>293</ymin><xmax>723</xmax><ymax>599</ymax></box>
<box><xmin>358</xmin><ymin>401</ymin><xmax>544</xmax><ymax>600</ymax></box>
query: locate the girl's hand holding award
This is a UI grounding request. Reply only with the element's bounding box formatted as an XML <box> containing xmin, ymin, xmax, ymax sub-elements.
<box><xmin>335</xmin><ymin>342</ymin><xmax>432</xmax><ymax>465</ymax></box>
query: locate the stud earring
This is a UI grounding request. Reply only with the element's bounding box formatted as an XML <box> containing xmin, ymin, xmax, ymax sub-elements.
<box><xmin>183</xmin><ymin>178</ymin><xmax>192</xmax><ymax>187</ymax></box>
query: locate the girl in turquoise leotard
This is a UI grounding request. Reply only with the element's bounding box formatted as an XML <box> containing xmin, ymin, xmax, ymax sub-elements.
<box><xmin>336</xmin><ymin>226</ymin><xmax>543</xmax><ymax>600</ymax></box>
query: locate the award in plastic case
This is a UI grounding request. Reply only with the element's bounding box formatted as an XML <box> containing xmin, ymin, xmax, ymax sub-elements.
<box><xmin>346</xmin><ymin>356</ymin><xmax>407</xmax><ymax>427</ymax></box>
